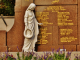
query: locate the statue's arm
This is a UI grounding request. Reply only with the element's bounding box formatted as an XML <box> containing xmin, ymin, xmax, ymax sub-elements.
<box><xmin>24</xmin><ymin>11</ymin><xmax>28</xmax><ymax>26</ymax></box>
<box><xmin>35</xmin><ymin>18</ymin><xmax>43</xmax><ymax>26</ymax></box>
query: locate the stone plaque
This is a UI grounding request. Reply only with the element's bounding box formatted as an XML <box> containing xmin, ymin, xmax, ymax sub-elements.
<box><xmin>58</xmin><ymin>26</ymin><xmax>78</xmax><ymax>45</ymax></box>
<box><xmin>35</xmin><ymin>5</ymin><xmax>77</xmax><ymax>26</ymax></box>
<box><xmin>35</xmin><ymin>5</ymin><xmax>77</xmax><ymax>45</ymax></box>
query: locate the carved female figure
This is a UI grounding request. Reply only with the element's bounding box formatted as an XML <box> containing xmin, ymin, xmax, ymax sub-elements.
<box><xmin>22</xmin><ymin>3</ymin><xmax>42</xmax><ymax>52</ymax></box>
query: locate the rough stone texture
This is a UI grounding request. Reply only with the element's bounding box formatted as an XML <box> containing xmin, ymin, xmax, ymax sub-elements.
<box><xmin>8</xmin><ymin>45</ymin><xmax>22</xmax><ymax>52</ymax></box>
<box><xmin>77</xmin><ymin>0</ymin><xmax>80</xmax><ymax>51</ymax></box>
<box><xmin>77</xmin><ymin>45</ymin><xmax>80</xmax><ymax>51</ymax></box>
<box><xmin>36</xmin><ymin>45</ymin><xmax>76</xmax><ymax>51</ymax></box>
<box><xmin>15</xmin><ymin>0</ymin><xmax>22</xmax><ymax>12</ymax></box>
<box><xmin>7</xmin><ymin>12</ymin><xmax>24</xmax><ymax>46</ymax></box>
<box><xmin>0</xmin><ymin>31</ymin><xmax>6</xmax><ymax>46</ymax></box>
<box><xmin>22</xmin><ymin>0</ymin><xmax>33</xmax><ymax>7</ymax></box>
<box><xmin>52</xmin><ymin>26</ymin><xmax>58</xmax><ymax>45</ymax></box>
<box><xmin>35</xmin><ymin>0</ymin><xmax>77</xmax><ymax>5</ymax></box>
<box><xmin>46</xmin><ymin>26</ymin><xmax>53</xmax><ymax>45</ymax></box>
<box><xmin>78</xmin><ymin>0</ymin><xmax>80</xmax><ymax>45</ymax></box>
<box><xmin>0</xmin><ymin>46</ymin><xmax>7</xmax><ymax>52</ymax></box>
<box><xmin>58</xmin><ymin>26</ymin><xmax>78</xmax><ymax>45</ymax></box>
<box><xmin>0</xmin><ymin>22</ymin><xmax>7</xmax><ymax>52</ymax></box>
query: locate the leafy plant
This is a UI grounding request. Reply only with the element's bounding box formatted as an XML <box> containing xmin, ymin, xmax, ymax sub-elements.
<box><xmin>0</xmin><ymin>0</ymin><xmax>15</xmax><ymax>16</ymax></box>
<box><xmin>17</xmin><ymin>52</ymin><xmax>21</xmax><ymax>60</ymax></box>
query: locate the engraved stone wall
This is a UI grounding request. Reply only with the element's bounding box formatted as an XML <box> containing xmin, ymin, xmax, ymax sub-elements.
<box><xmin>35</xmin><ymin>0</ymin><xmax>78</xmax><ymax>51</ymax></box>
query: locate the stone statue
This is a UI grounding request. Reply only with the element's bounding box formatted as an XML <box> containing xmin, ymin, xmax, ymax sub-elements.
<box><xmin>22</xmin><ymin>3</ymin><xmax>42</xmax><ymax>52</ymax></box>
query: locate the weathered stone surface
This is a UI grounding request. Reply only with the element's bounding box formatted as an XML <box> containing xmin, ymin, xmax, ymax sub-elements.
<box><xmin>77</xmin><ymin>45</ymin><xmax>80</xmax><ymax>51</ymax></box>
<box><xmin>52</xmin><ymin>26</ymin><xmax>58</xmax><ymax>45</ymax></box>
<box><xmin>0</xmin><ymin>46</ymin><xmax>7</xmax><ymax>52</ymax></box>
<box><xmin>8</xmin><ymin>45</ymin><xmax>22</xmax><ymax>52</ymax></box>
<box><xmin>0</xmin><ymin>31</ymin><xmax>6</xmax><ymax>46</ymax></box>
<box><xmin>35</xmin><ymin>0</ymin><xmax>77</xmax><ymax>5</ymax></box>
<box><xmin>78</xmin><ymin>0</ymin><xmax>80</xmax><ymax>45</ymax></box>
<box><xmin>22</xmin><ymin>0</ymin><xmax>33</xmax><ymax>7</ymax></box>
<box><xmin>7</xmin><ymin>12</ymin><xmax>24</xmax><ymax>46</ymax></box>
<box><xmin>36</xmin><ymin>45</ymin><xmax>76</xmax><ymax>51</ymax></box>
<box><xmin>58</xmin><ymin>26</ymin><xmax>78</xmax><ymax>45</ymax></box>
<box><xmin>15</xmin><ymin>0</ymin><xmax>22</xmax><ymax>12</ymax></box>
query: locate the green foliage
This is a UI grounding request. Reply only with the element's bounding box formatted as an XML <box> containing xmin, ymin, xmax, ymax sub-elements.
<box><xmin>17</xmin><ymin>52</ymin><xmax>33</xmax><ymax>60</ymax></box>
<box><xmin>0</xmin><ymin>0</ymin><xmax>15</xmax><ymax>16</ymax></box>
<box><xmin>24</xmin><ymin>55</ymin><xmax>33</xmax><ymax>60</ymax></box>
<box><xmin>65</xmin><ymin>58</ymin><xmax>69</xmax><ymax>60</ymax></box>
<box><xmin>22</xmin><ymin>52</ymin><xmax>24</xmax><ymax>60</ymax></box>
<box><xmin>28</xmin><ymin>55</ymin><xmax>33</xmax><ymax>60</ymax></box>
<box><xmin>53</xmin><ymin>53</ymin><xmax>65</xmax><ymax>60</ymax></box>
<box><xmin>7</xmin><ymin>56</ymin><xmax>16</xmax><ymax>60</ymax></box>
<box><xmin>34</xmin><ymin>57</ymin><xmax>37</xmax><ymax>60</ymax></box>
<box><xmin>17</xmin><ymin>52</ymin><xmax>21</xmax><ymax>60</ymax></box>
<box><xmin>24</xmin><ymin>56</ymin><xmax>29</xmax><ymax>60</ymax></box>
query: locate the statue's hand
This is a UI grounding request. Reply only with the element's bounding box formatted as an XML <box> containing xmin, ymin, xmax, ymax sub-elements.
<box><xmin>38</xmin><ymin>23</ymin><xmax>43</xmax><ymax>25</ymax></box>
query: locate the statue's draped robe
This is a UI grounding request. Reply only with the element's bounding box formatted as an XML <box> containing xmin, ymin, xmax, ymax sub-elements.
<box><xmin>22</xmin><ymin>10</ymin><xmax>39</xmax><ymax>52</ymax></box>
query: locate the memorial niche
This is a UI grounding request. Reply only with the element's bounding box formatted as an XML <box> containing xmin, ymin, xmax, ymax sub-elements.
<box><xmin>0</xmin><ymin>0</ymin><xmax>15</xmax><ymax>16</ymax></box>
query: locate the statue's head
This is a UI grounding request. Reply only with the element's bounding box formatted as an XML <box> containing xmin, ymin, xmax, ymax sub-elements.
<box><xmin>27</xmin><ymin>3</ymin><xmax>36</xmax><ymax>10</ymax></box>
